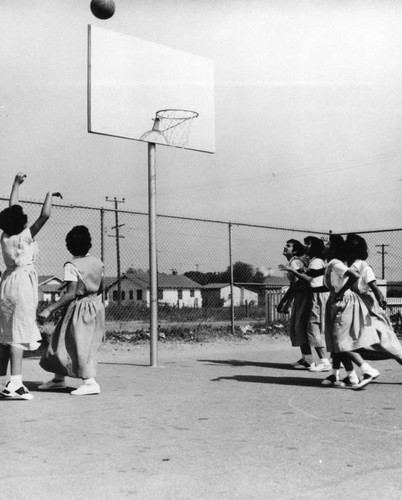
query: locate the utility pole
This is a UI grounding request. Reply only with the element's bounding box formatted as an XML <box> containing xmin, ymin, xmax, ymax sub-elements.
<box><xmin>375</xmin><ymin>244</ymin><xmax>389</xmax><ymax>279</ymax></box>
<box><xmin>106</xmin><ymin>197</ymin><xmax>125</xmax><ymax>304</ymax></box>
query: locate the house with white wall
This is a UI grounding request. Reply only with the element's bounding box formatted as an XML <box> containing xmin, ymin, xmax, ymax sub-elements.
<box><xmin>105</xmin><ymin>272</ymin><xmax>202</xmax><ymax>308</ymax></box>
<box><xmin>202</xmin><ymin>283</ymin><xmax>258</xmax><ymax>308</ymax></box>
<box><xmin>38</xmin><ymin>275</ymin><xmax>63</xmax><ymax>302</ymax></box>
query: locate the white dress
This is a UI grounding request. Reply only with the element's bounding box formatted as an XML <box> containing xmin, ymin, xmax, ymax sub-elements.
<box><xmin>351</xmin><ymin>259</ymin><xmax>402</xmax><ymax>359</ymax></box>
<box><xmin>324</xmin><ymin>259</ymin><xmax>378</xmax><ymax>353</ymax></box>
<box><xmin>0</xmin><ymin>227</ymin><xmax>41</xmax><ymax>349</ymax></box>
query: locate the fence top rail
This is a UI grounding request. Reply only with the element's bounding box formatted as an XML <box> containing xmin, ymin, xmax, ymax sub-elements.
<box><xmin>2</xmin><ymin>197</ymin><xmax>400</xmax><ymax>235</ymax></box>
<box><xmin>0</xmin><ymin>197</ymin><xmax>328</xmax><ymax>234</ymax></box>
<box><xmin>339</xmin><ymin>228</ymin><xmax>402</xmax><ymax>235</ymax></box>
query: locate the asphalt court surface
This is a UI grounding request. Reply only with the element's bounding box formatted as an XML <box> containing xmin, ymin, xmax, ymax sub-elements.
<box><xmin>1</xmin><ymin>336</ymin><xmax>402</xmax><ymax>500</ymax></box>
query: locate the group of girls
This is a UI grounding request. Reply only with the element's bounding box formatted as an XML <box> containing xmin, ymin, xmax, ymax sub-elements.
<box><xmin>279</xmin><ymin>233</ymin><xmax>402</xmax><ymax>390</ymax></box>
<box><xmin>0</xmin><ymin>173</ymin><xmax>105</xmax><ymax>400</ymax></box>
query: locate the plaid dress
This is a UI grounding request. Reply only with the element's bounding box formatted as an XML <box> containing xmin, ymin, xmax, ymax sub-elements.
<box><xmin>40</xmin><ymin>255</ymin><xmax>105</xmax><ymax>379</ymax></box>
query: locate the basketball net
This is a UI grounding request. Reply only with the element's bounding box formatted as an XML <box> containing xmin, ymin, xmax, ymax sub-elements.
<box><xmin>140</xmin><ymin>109</ymin><xmax>198</xmax><ymax>148</ymax></box>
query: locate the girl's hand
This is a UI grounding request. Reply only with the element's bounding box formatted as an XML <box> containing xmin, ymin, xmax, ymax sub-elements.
<box><xmin>15</xmin><ymin>172</ymin><xmax>27</xmax><ymax>184</ymax></box>
<box><xmin>277</xmin><ymin>302</ymin><xmax>289</xmax><ymax>314</ymax></box>
<box><xmin>379</xmin><ymin>299</ymin><xmax>387</xmax><ymax>310</ymax></box>
<box><xmin>278</xmin><ymin>264</ymin><xmax>292</xmax><ymax>272</ymax></box>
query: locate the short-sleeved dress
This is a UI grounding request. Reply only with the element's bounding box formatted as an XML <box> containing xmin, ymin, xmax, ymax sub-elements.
<box><xmin>288</xmin><ymin>255</ymin><xmax>311</xmax><ymax>347</ymax></box>
<box><xmin>351</xmin><ymin>259</ymin><xmax>402</xmax><ymax>359</ymax></box>
<box><xmin>40</xmin><ymin>255</ymin><xmax>105</xmax><ymax>379</ymax></box>
<box><xmin>324</xmin><ymin>258</ymin><xmax>378</xmax><ymax>353</ymax></box>
<box><xmin>307</xmin><ymin>257</ymin><xmax>329</xmax><ymax>348</ymax></box>
<box><xmin>0</xmin><ymin>227</ymin><xmax>41</xmax><ymax>350</ymax></box>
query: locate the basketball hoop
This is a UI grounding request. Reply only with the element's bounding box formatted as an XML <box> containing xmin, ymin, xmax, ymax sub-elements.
<box><xmin>140</xmin><ymin>109</ymin><xmax>198</xmax><ymax>148</ymax></box>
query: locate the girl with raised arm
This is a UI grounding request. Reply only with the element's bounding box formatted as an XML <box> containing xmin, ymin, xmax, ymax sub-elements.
<box><xmin>0</xmin><ymin>173</ymin><xmax>62</xmax><ymax>400</ymax></box>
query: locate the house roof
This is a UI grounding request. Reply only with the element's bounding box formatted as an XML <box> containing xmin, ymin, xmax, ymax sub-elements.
<box><xmin>263</xmin><ymin>276</ymin><xmax>289</xmax><ymax>287</ymax></box>
<box><xmin>202</xmin><ymin>283</ymin><xmax>257</xmax><ymax>293</ymax></box>
<box><xmin>104</xmin><ymin>272</ymin><xmax>202</xmax><ymax>291</ymax></box>
<box><xmin>157</xmin><ymin>274</ymin><xmax>200</xmax><ymax>289</ymax></box>
<box><xmin>38</xmin><ymin>275</ymin><xmax>63</xmax><ymax>286</ymax></box>
<box><xmin>202</xmin><ymin>283</ymin><xmax>230</xmax><ymax>289</ymax></box>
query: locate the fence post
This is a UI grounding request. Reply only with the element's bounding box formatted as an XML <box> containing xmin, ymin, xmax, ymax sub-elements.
<box><xmin>266</xmin><ymin>290</ymin><xmax>275</xmax><ymax>324</ymax></box>
<box><xmin>148</xmin><ymin>142</ymin><xmax>158</xmax><ymax>367</ymax></box>
<box><xmin>229</xmin><ymin>222</ymin><xmax>235</xmax><ymax>334</ymax></box>
<box><xmin>100</xmin><ymin>207</ymin><xmax>105</xmax><ymax>306</ymax></box>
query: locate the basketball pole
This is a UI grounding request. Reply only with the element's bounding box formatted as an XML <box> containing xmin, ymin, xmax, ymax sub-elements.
<box><xmin>148</xmin><ymin>141</ymin><xmax>158</xmax><ymax>367</ymax></box>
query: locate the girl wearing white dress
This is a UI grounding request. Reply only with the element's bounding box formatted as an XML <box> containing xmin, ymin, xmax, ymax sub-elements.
<box><xmin>323</xmin><ymin>234</ymin><xmax>380</xmax><ymax>389</ymax></box>
<box><xmin>345</xmin><ymin>233</ymin><xmax>402</xmax><ymax>363</ymax></box>
<box><xmin>0</xmin><ymin>173</ymin><xmax>61</xmax><ymax>400</ymax></box>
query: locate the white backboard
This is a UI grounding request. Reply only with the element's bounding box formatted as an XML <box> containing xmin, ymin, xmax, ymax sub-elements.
<box><xmin>88</xmin><ymin>25</ymin><xmax>215</xmax><ymax>153</ymax></box>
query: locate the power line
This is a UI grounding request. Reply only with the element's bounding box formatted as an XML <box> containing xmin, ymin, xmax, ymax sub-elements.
<box><xmin>106</xmin><ymin>196</ymin><xmax>125</xmax><ymax>304</ymax></box>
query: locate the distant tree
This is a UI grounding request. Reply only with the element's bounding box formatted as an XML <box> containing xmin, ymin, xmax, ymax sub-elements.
<box><xmin>252</xmin><ymin>270</ymin><xmax>265</xmax><ymax>283</ymax></box>
<box><xmin>232</xmin><ymin>262</ymin><xmax>254</xmax><ymax>283</ymax></box>
<box><xmin>126</xmin><ymin>267</ymin><xmax>147</xmax><ymax>275</ymax></box>
<box><xmin>185</xmin><ymin>262</ymin><xmax>257</xmax><ymax>285</ymax></box>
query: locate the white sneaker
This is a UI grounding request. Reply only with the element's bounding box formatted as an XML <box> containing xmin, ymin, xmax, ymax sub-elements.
<box><xmin>70</xmin><ymin>382</ymin><xmax>100</xmax><ymax>396</ymax></box>
<box><xmin>1</xmin><ymin>382</ymin><xmax>34</xmax><ymax>400</ymax></box>
<box><xmin>366</xmin><ymin>368</ymin><xmax>380</xmax><ymax>380</ymax></box>
<box><xmin>38</xmin><ymin>379</ymin><xmax>67</xmax><ymax>390</ymax></box>
<box><xmin>309</xmin><ymin>363</ymin><xmax>332</xmax><ymax>373</ymax></box>
<box><xmin>352</xmin><ymin>373</ymin><xmax>376</xmax><ymax>390</ymax></box>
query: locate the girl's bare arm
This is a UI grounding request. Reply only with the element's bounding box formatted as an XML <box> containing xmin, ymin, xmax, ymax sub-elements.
<box><xmin>10</xmin><ymin>172</ymin><xmax>27</xmax><ymax>206</ymax></box>
<box><xmin>335</xmin><ymin>268</ymin><xmax>359</xmax><ymax>300</ymax></box>
<box><xmin>30</xmin><ymin>191</ymin><xmax>62</xmax><ymax>237</ymax></box>
<box><xmin>369</xmin><ymin>281</ymin><xmax>387</xmax><ymax>309</ymax></box>
<box><xmin>38</xmin><ymin>280</ymin><xmax>77</xmax><ymax>318</ymax></box>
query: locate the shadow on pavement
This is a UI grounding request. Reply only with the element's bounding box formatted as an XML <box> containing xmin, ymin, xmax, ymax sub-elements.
<box><xmin>199</xmin><ymin>359</ymin><xmax>295</xmax><ymax>370</ymax></box>
<box><xmin>211</xmin><ymin>374</ymin><xmax>322</xmax><ymax>387</ymax></box>
<box><xmin>98</xmin><ymin>361</ymin><xmax>150</xmax><ymax>367</ymax></box>
<box><xmin>24</xmin><ymin>381</ymin><xmax>72</xmax><ymax>393</ymax></box>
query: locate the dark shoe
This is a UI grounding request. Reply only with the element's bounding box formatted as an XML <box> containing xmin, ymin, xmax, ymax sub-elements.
<box><xmin>321</xmin><ymin>375</ymin><xmax>345</xmax><ymax>388</ymax></box>
<box><xmin>341</xmin><ymin>376</ymin><xmax>359</xmax><ymax>389</ymax></box>
<box><xmin>292</xmin><ymin>359</ymin><xmax>312</xmax><ymax>369</ymax></box>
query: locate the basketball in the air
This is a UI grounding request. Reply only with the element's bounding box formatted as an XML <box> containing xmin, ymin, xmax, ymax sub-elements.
<box><xmin>90</xmin><ymin>0</ymin><xmax>115</xmax><ymax>20</ymax></box>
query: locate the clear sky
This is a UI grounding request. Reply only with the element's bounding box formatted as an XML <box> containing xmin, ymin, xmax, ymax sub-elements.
<box><xmin>1</xmin><ymin>0</ymin><xmax>402</xmax><ymax>233</ymax></box>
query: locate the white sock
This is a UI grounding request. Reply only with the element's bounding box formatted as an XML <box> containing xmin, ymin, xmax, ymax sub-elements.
<box><xmin>321</xmin><ymin>358</ymin><xmax>330</xmax><ymax>365</ymax></box>
<box><xmin>347</xmin><ymin>370</ymin><xmax>359</xmax><ymax>384</ymax></box>
<box><xmin>10</xmin><ymin>374</ymin><xmax>22</xmax><ymax>386</ymax></box>
<box><xmin>83</xmin><ymin>378</ymin><xmax>96</xmax><ymax>385</ymax></box>
<box><xmin>332</xmin><ymin>369</ymin><xmax>340</xmax><ymax>380</ymax></box>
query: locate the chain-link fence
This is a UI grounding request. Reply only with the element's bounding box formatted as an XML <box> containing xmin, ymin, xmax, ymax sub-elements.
<box><xmin>1</xmin><ymin>197</ymin><xmax>401</xmax><ymax>334</ymax></box>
